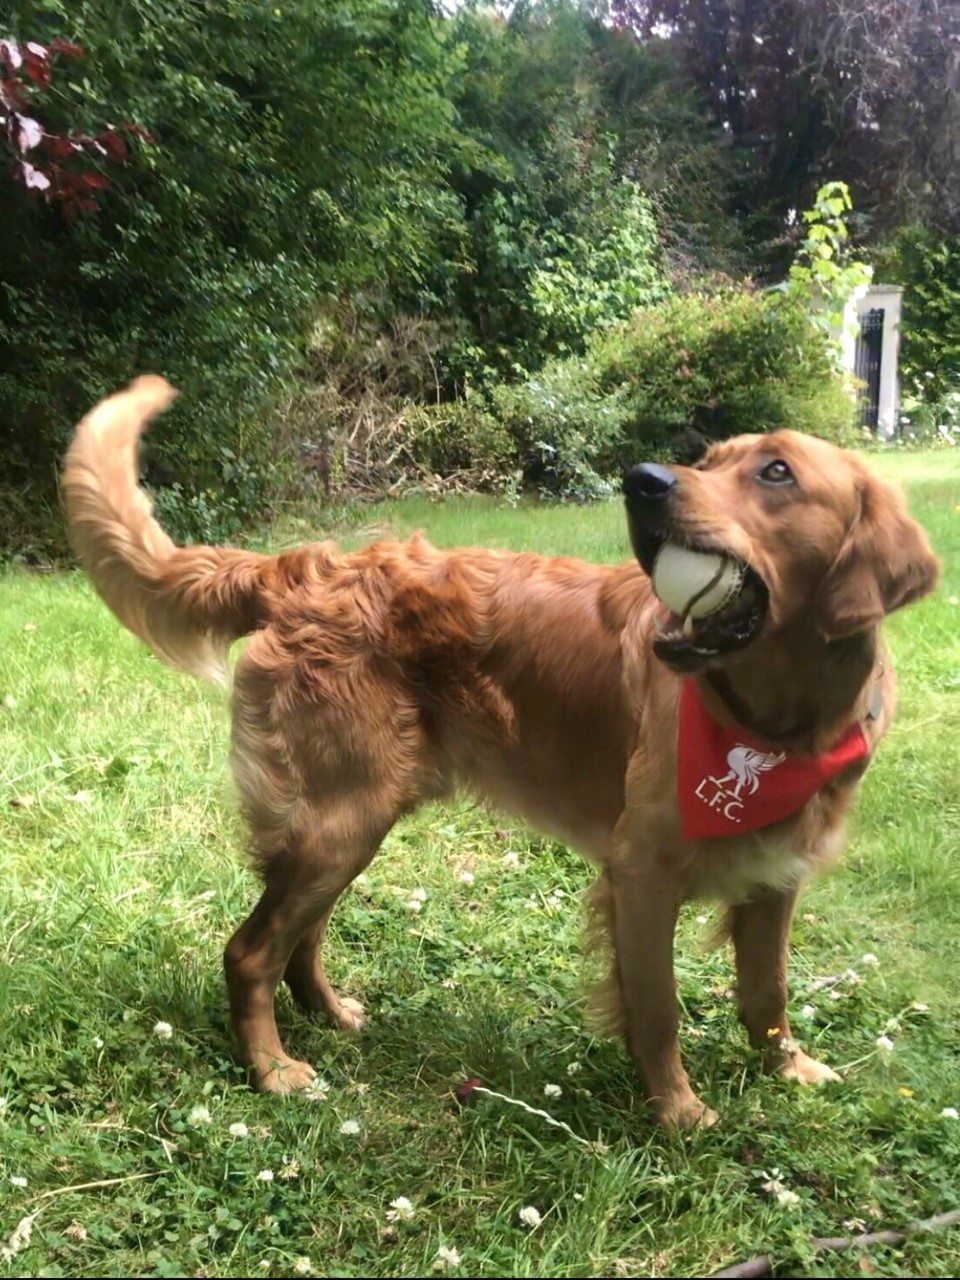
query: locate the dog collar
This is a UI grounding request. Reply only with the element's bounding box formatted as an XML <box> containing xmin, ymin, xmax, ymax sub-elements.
<box><xmin>678</xmin><ymin>680</ymin><xmax>870</xmax><ymax>839</ymax></box>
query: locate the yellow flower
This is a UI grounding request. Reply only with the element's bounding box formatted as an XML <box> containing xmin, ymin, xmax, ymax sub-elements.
<box><xmin>898</xmin><ymin>1087</ymin><xmax>915</xmax><ymax>1098</ymax></box>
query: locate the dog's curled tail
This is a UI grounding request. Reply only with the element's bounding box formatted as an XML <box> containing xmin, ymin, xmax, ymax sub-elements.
<box><xmin>63</xmin><ymin>376</ymin><xmax>272</xmax><ymax>683</ymax></box>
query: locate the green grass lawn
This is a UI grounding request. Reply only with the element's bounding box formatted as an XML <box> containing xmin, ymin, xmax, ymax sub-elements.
<box><xmin>1</xmin><ymin>449</ymin><xmax>959</xmax><ymax>1278</ymax></box>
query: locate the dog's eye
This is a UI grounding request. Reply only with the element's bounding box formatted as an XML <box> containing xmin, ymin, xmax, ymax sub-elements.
<box><xmin>758</xmin><ymin>459</ymin><xmax>795</xmax><ymax>486</ymax></box>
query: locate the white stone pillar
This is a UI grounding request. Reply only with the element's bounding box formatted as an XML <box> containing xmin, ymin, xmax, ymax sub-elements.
<box><xmin>856</xmin><ymin>285</ymin><xmax>903</xmax><ymax>440</ymax></box>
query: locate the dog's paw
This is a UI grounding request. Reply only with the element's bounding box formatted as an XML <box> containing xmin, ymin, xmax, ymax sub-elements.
<box><xmin>254</xmin><ymin>1055</ymin><xmax>318</xmax><ymax>1095</ymax></box>
<box><xmin>656</xmin><ymin>1094</ymin><xmax>719</xmax><ymax>1131</ymax></box>
<box><xmin>780</xmin><ymin>1049</ymin><xmax>841</xmax><ymax>1086</ymax></box>
<box><xmin>332</xmin><ymin>996</ymin><xmax>366</xmax><ymax>1033</ymax></box>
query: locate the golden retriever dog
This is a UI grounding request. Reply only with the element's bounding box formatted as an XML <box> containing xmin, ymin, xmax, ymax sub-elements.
<box><xmin>63</xmin><ymin>376</ymin><xmax>939</xmax><ymax>1128</ymax></box>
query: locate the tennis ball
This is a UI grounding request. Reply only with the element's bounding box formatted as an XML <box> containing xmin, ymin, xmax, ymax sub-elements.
<box><xmin>651</xmin><ymin>544</ymin><xmax>744</xmax><ymax>625</ymax></box>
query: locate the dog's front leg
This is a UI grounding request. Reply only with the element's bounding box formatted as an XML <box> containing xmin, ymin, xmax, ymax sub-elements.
<box><xmin>729</xmin><ymin>887</ymin><xmax>841</xmax><ymax>1086</ymax></box>
<box><xmin>605</xmin><ymin>859</ymin><xmax>718</xmax><ymax>1129</ymax></box>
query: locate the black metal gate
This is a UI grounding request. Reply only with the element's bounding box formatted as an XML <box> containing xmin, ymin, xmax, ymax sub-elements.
<box><xmin>855</xmin><ymin>307</ymin><xmax>884</xmax><ymax>431</ymax></box>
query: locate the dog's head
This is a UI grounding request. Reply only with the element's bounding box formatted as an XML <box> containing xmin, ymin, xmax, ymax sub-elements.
<box><xmin>624</xmin><ymin>430</ymin><xmax>940</xmax><ymax>672</ymax></box>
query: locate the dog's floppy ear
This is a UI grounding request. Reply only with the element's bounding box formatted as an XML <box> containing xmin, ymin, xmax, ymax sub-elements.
<box><xmin>816</xmin><ymin>469</ymin><xmax>940</xmax><ymax>640</ymax></box>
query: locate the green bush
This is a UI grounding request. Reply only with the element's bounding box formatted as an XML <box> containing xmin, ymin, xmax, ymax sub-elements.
<box><xmin>489</xmin><ymin>357</ymin><xmax>629</xmax><ymax>500</ymax></box>
<box><xmin>880</xmin><ymin>226</ymin><xmax>960</xmax><ymax>404</ymax></box>
<box><xmin>597</xmin><ymin>287</ymin><xmax>857</xmax><ymax>454</ymax></box>
<box><xmin>492</xmin><ymin>285</ymin><xmax>856</xmax><ymax>498</ymax></box>
<box><xmin>0</xmin><ymin>0</ymin><xmax>467</xmax><ymax>554</ymax></box>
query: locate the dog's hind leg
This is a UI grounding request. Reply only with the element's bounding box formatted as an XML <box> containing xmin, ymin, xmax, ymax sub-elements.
<box><xmin>283</xmin><ymin>895</ymin><xmax>368</xmax><ymax>1032</ymax></box>
<box><xmin>224</xmin><ymin>799</ymin><xmax>396</xmax><ymax>1093</ymax></box>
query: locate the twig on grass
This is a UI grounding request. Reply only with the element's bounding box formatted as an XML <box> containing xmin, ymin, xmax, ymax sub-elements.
<box><xmin>26</xmin><ymin>1170</ymin><xmax>162</xmax><ymax>1206</ymax></box>
<box><xmin>711</xmin><ymin>1207</ymin><xmax>960</xmax><ymax>1278</ymax></box>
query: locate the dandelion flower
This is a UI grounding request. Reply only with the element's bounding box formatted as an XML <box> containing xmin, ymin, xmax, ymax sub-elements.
<box><xmin>153</xmin><ymin>1020</ymin><xmax>173</xmax><ymax>1039</ymax></box>
<box><xmin>386</xmin><ymin>1196</ymin><xmax>415</xmax><ymax>1222</ymax></box>
<box><xmin>519</xmin><ymin>1205</ymin><xmax>542</xmax><ymax>1229</ymax></box>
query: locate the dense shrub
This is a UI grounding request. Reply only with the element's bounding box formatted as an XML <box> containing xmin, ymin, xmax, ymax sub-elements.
<box><xmin>880</xmin><ymin>226</ymin><xmax>960</xmax><ymax>404</ymax></box>
<box><xmin>490</xmin><ymin>286</ymin><xmax>857</xmax><ymax>498</ymax></box>
<box><xmin>0</xmin><ymin>0</ymin><xmax>466</xmax><ymax>552</ymax></box>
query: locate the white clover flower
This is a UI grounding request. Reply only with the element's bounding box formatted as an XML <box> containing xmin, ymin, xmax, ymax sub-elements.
<box><xmin>386</xmin><ymin>1196</ymin><xmax>415</xmax><ymax>1222</ymax></box>
<box><xmin>543</xmin><ymin>1083</ymin><xmax>562</xmax><ymax>1099</ymax></box>
<box><xmin>256</xmin><ymin>1169</ymin><xmax>274</xmax><ymax>1183</ymax></box>
<box><xmin>800</xmin><ymin>1004</ymin><xmax>817</xmax><ymax>1019</ymax></box>
<box><xmin>410</xmin><ymin>888</ymin><xmax>428</xmax><ymax>903</ymax></box>
<box><xmin>292</xmin><ymin>1258</ymin><xmax>312</xmax><ymax>1276</ymax></box>
<box><xmin>228</xmin><ymin>1121</ymin><xmax>249</xmax><ymax>1138</ymax></box>
<box><xmin>405</xmin><ymin>899</ymin><xmax>423</xmax><ymax>913</ymax></box>
<box><xmin>566</xmin><ymin>1061</ymin><xmax>582</xmax><ymax>1076</ymax></box>
<box><xmin>153</xmin><ymin>1021</ymin><xmax>173</xmax><ymax>1039</ymax></box>
<box><xmin>10</xmin><ymin>1176</ymin><xmax>27</xmax><ymax>1189</ymax></box>
<box><xmin>503</xmin><ymin>851</ymin><xmax>520</xmax><ymax>869</ymax></box>
<box><xmin>459</xmin><ymin>871</ymin><xmax>475</xmax><ymax>884</ymax></box>
<box><xmin>305</xmin><ymin>1077</ymin><xmax>331</xmax><ymax>1100</ymax></box>
<box><xmin>519</xmin><ymin>1205</ymin><xmax>542</xmax><ymax>1229</ymax></box>
<box><xmin>92</xmin><ymin>1036</ymin><xmax>105</xmax><ymax>1049</ymax></box>
<box><xmin>776</xmin><ymin>1189</ymin><xmax>801</xmax><ymax>1208</ymax></box>
<box><xmin>340</xmin><ymin>1119</ymin><xmax>360</xmax><ymax>1135</ymax></box>
<box><xmin>761</xmin><ymin>1169</ymin><xmax>785</xmax><ymax>1196</ymax></box>
<box><xmin>860</xmin><ymin>953</ymin><xmax>880</xmax><ymax>967</ymax></box>
<box><xmin>188</xmin><ymin>1104</ymin><xmax>212</xmax><ymax>1127</ymax></box>
<box><xmin>435</xmin><ymin>1245</ymin><xmax>461</xmax><ymax>1269</ymax></box>
<box><xmin>941</xmin><ymin>1107</ymin><xmax>959</xmax><ymax>1120</ymax></box>
<box><xmin>875</xmin><ymin>1034</ymin><xmax>895</xmax><ymax>1057</ymax></box>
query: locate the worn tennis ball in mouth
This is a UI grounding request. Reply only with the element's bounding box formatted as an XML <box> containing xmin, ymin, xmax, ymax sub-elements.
<box><xmin>651</xmin><ymin>544</ymin><xmax>744</xmax><ymax>632</ymax></box>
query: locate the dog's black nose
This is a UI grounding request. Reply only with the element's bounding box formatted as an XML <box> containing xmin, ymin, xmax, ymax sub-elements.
<box><xmin>624</xmin><ymin>463</ymin><xmax>678</xmax><ymax>500</ymax></box>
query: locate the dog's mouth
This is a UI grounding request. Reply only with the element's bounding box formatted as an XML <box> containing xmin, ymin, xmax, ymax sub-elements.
<box><xmin>631</xmin><ymin>528</ymin><xmax>769</xmax><ymax>670</ymax></box>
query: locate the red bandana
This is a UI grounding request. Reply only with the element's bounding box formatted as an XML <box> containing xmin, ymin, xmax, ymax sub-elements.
<box><xmin>678</xmin><ymin>680</ymin><xmax>869</xmax><ymax>839</ymax></box>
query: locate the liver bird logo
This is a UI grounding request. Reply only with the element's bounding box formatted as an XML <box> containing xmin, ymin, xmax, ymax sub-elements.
<box><xmin>713</xmin><ymin>746</ymin><xmax>787</xmax><ymax>800</ymax></box>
